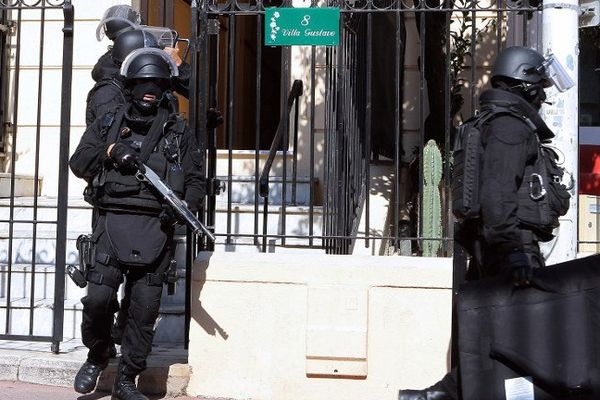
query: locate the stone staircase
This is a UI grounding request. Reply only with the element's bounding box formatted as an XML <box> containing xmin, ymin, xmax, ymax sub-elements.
<box><xmin>0</xmin><ymin>173</ymin><xmax>324</xmax><ymax>344</ymax></box>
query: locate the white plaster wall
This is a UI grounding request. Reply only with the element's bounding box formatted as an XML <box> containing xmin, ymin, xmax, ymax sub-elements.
<box><xmin>2</xmin><ymin>0</ymin><xmax>132</xmax><ymax>197</ymax></box>
<box><xmin>188</xmin><ymin>252</ymin><xmax>453</xmax><ymax>400</ymax></box>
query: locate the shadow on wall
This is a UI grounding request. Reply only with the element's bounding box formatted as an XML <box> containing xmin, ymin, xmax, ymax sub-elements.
<box><xmin>191</xmin><ymin>253</ymin><xmax>229</xmax><ymax>341</ymax></box>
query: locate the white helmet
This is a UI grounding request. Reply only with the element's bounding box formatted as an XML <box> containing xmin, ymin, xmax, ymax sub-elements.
<box><xmin>96</xmin><ymin>5</ymin><xmax>141</xmax><ymax>41</ymax></box>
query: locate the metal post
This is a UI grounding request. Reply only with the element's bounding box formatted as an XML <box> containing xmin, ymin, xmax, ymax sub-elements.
<box><xmin>52</xmin><ymin>0</ymin><xmax>74</xmax><ymax>354</ymax></box>
<box><xmin>541</xmin><ymin>0</ymin><xmax>579</xmax><ymax>263</ymax></box>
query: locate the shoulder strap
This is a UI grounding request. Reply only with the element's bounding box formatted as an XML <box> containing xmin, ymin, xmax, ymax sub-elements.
<box><xmin>139</xmin><ymin>107</ymin><xmax>170</xmax><ymax>162</ymax></box>
<box><xmin>100</xmin><ymin>112</ymin><xmax>115</xmax><ymax>131</ymax></box>
<box><xmin>476</xmin><ymin>104</ymin><xmax>537</xmax><ymax>132</ymax></box>
<box><xmin>172</xmin><ymin>114</ymin><xmax>187</xmax><ymax>135</ymax></box>
<box><xmin>106</xmin><ymin>107</ymin><xmax>127</xmax><ymax>144</ymax></box>
<box><xmin>87</xmin><ymin>78</ymin><xmax>126</xmax><ymax>104</ymax></box>
<box><xmin>473</xmin><ymin>106</ymin><xmax>511</xmax><ymax>127</ymax></box>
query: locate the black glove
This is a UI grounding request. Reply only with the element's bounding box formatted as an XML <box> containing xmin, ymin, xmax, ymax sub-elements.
<box><xmin>183</xmin><ymin>196</ymin><xmax>202</xmax><ymax>214</ymax></box>
<box><xmin>110</xmin><ymin>142</ymin><xmax>138</xmax><ymax>171</ymax></box>
<box><xmin>207</xmin><ymin>108</ymin><xmax>224</xmax><ymax>130</ymax></box>
<box><xmin>507</xmin><ymin>252</ymin><xmax>533</xmax><ymax>287</ymax></box>
<box><xmin>159</xmin><ymin>204</ymin><xmax>178</xmax><ymax>227</ymax></box>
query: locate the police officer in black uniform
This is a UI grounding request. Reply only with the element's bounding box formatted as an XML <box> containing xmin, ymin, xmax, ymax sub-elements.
<box><xmin>88</xmin><ymin>4</ymin><xmax>191</xmax><ymax>127</ymax></box>
<box><xmin>70</xmin><ymin>48</ymin><xmax>205</xmax><ymax>400</ymax></box>
<box><xmin>88</xmin><ymin>5</ymin><xmax>141</xmax><ymax>127</ymax></box>
<box><xmin>398</xmin><ymin>46</ymin><xmax>573</xmax><ymax>400</ymax></box>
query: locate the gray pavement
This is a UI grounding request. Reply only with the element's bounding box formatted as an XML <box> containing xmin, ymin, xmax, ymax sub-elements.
<box><xmin>0</xmin><ymin>339</ymin><xmax>195</xmax><ymax>399</ymax></box>
<box><xmin>0</xmin><ymin>380</ymin><xmax>200</xmax><ymax>399</ymax></box>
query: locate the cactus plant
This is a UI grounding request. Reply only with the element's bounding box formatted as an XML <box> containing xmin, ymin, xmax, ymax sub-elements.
<box><xmin>421</xmin><ymin>139</ymin><xmax>443</xmax><ymax>256</ymax></box>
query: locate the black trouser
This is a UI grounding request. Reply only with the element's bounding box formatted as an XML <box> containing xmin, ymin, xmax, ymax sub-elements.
<box><xmin>111</xmin><ymin>280</ymin><xmax>131</xmax><ymax>345</ymax></box>
<box><xmin>81</xmin><ymin>214</ymin><xmax>171</xmax><ymax>376</ymax></box>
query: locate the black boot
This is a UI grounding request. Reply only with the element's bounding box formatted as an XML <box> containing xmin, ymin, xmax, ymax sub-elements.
<box><xmin>398</xmin><ymin>389</ymin><xmax>453</xmax><ymax>400</ymax></box>
<box><xmin>74</xmin><ymin>360</ymin><xmax>106</xmax><ymax>394</ymax></box>
<box><xmin>112</xmin><ymin>367</ymin><xmax>148</xmax><ymax>400</ymax></box>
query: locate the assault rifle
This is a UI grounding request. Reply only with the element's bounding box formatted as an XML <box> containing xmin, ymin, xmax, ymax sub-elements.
<box><xmin>134</xmin><ymin>162</ymin><xmax>216</xmax><ymax>241</ymax></box>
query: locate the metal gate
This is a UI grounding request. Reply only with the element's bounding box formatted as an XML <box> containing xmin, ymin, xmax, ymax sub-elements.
<box><xmin>0</xmin><ymin>0</ymin><xmax>73</xmax><ymax>352</ymax></box>
<box><xmin>189</xmin><ymin>0</ymin><xmax>540</xmax><ymax>255</ymax></box>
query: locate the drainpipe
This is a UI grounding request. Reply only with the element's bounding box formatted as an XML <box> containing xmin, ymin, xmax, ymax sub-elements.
<box><xmin>541</xmin><ymin>0</ymin><xmax>579</xmax><ymax>264</ymax></box>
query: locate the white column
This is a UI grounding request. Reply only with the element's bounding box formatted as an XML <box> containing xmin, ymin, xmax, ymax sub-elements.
<box><xmin>541</xmin><ymin>0</ymin><xmax>579</xmax><ymax>263</ymax></box>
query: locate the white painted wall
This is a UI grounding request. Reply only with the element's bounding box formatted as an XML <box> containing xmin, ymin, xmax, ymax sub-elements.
<box><xmin>188</xmin><ymin>252</ymin><xmax>453</xmax><ymax>400</ymax></box>
<box><xmin>2</xmin><ymin>0</ymin><xmax>132</xmax><ymax>198</ymax></box>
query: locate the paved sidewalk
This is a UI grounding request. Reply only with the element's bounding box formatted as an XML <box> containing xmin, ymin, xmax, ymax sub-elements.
<box><xmin>0</xmin><ymin>339</ymin><xmax>191</xmax><ymax>398</ymax></box>
<box><xmin>0</xmin><ymin>380</ymin><xmax>199</xmax><ymax>400</ymax></box>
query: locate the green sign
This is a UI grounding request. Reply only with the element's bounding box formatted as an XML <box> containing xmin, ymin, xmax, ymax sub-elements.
<box><xmin>265</xmin><ymin>7</ymin><xmax>340</xmax><ymax>46</ymax></box>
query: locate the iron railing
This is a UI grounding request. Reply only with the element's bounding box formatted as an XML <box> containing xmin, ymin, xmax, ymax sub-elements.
<box><xmin>189</xmin><ymin>0</ymin><xmax>541</xmax><ymax>255</ymax></box>
<box><xmin>259</xmin><ymin>79</ymin><xmax>303</xmax><ymax>251</ymax></box>
<box><xmin>0</xmin><ymin>0</ymin><xmax>73</xmax><ymax>353</ymax></box>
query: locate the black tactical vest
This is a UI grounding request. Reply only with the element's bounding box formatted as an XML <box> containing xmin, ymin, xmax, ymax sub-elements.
<box><xmin>452</xmin><ymin>101</ymin><xmax>571</xmax><ymax>241</ymax></box>
<box><xmin>91</xmin><ymin>106</ymin><xmax>186</xmax><ymax>214</ymax></box>
<box><xmin>85</xmin><ymin>79</ymin><xmax>126</xmax><ymax>127</ymax></box>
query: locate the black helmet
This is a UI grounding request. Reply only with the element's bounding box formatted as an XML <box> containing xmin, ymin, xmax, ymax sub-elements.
<box><xmin>96</xmin><ymin>5</ymin><xmax>141</xmax><ymax>41</ymax></box>
<box><xmin>112</xmin><ymin>30</ymin><xmax>159</xmax><ymax>64</ymax></box>
<box><xmin>120</xmin><ymin>48</ymin><xmax>178</xmax><ymax>80</ymax></box>
<box><xmin>491</xmin><ymin>46</ymin><xmax>551</xmax><ymax>88</ymax></box>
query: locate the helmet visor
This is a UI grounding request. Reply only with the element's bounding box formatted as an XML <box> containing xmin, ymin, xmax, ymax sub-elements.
<box><xmin>541</xmin><ymin>54</ymin><xmax>575</xmax><ymax>92</ymax></box>
<box><xmin>141</xmin><ymin>26</ymin><xmax>177</xmax><ymax>49</ymax></box>
<box><xmin>96</xmin><ymin>5</ymin><xmax>141</xmax><ymax>41</ymax></box>
<box><xmin>120</xmin><ymin>47</ymin><xmax>179</xmax><ymax>78</ymax></box>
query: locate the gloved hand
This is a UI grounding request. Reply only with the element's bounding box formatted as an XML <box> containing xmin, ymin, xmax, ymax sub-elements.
<box><xmin>183</xmin><ymin>198</ymin><xmax>199</xmax><ymax>214</ymax></box>
<box><xmin>159</xmin><ymin>204</ymin><xmax>178</xmax><ymax>227</ymax></box>
<box><xmin>507</xmin><ymin>252</ymin><xmax>533</xmax><ymax>287</ymax></box>
<box><xmin>109</xmin><ymin>142</ymin><xmax>138</xmax><ymax>171</ymax></box>
<box><xmin>207</xmin><ymin>108</ymin><xmax>224</xmax><ymax>130</ymax></box>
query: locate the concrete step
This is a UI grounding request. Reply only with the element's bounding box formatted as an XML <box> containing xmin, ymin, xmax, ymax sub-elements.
<box><xmin>0</xmin><ymin>197</ymin><xmax>93</xmax><ymax>238</ymax></box>
<box><xmin>213</xmin><ymin>202</ymin><xmax>324</xmax><ymax>249</ymax></box>
<box><xmin>0</xmin><ymin>346</ymin><xmax>190</xmax><ymax>397</ymax></box>
<box><xmin>0</xmin><ymin>173</ymin><xmax>43</xmax><ymax>197</ymax></box>
<box><xmin>1</xmin><ymin>196</ymin><xmax>325</xmax><ymax>246</ymax></box>
<box><xmin>215</xmin><ymin>149</ymin><xmax>299</xmax><ymax>177</ymax></box>
<box><xmin>0</xmin><ymin>264</ymin><xmax>86</xmax><ymax>302</ymax></box>
<box><xmin>0</xmin><ymin>297</ymin><xmax>82</xmax><ymax>339</ymax></box>
<box><xmin>216</xmin><ymin>175</ymin><xmax>320</xmax><ymax>205</ymax></box>
<box><xmin>0</xmin><ymin>294</ymin><xmax>186</xmax><ymax>343</ymax></box>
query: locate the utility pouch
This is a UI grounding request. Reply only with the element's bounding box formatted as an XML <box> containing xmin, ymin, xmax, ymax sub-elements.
<box><xmin>452</xmin><ymin>117</ymin><xmax>484</xmax><ymax>220</ymax></box>
<box><xmin>68</xmin><ymin>234</ymin><xmax>94</xmax><ymax>288</ymax></box>
<box><xmin>105</xmin><ymin>212</ymin><xmax>167</xmax><ymax>266</ymax></box>
<box><xmin>77</xmin><ymin>234</ymin><xmax>94</xmax><ymax>270</ymax></box>
<box><xmin>541</xmin><ymin>146</ymin><xmax>570</xmax><ymax>218</ymax></box>
<box><xmin>66</xmin><ymin>265</ymin><xmax>87</xmax><ymax>288</ymax></box>
<box><xmin>103</xmin><ymin>167</ymin><xmax>141</xmax><ymax>196</ymax></box>
<box><xmin>166</xmin><ymin>259</ymin><xmax>178</xmax><ymax>295</ymax></box>
<box><xmin>166</xmin><ymin>164</ymin><xmax>185</xmax><ymax>198</ymax></box>
<box><xmin>518</xmin><ymin>143</ymin><xmax>571</xmax><ymax>231</ymax></box>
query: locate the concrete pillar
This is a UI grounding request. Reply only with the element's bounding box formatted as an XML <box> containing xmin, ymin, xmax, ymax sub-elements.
<box><xmin>541</xmin><ymin>1</ymin><xmax>579</xmax><ymax>263</ymax></box>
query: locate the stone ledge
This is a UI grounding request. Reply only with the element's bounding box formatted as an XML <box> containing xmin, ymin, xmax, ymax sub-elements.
<box><xmin>0</xmin><ymin>346</ymin><xmax>190</xmax><ymax>397</ymax></box>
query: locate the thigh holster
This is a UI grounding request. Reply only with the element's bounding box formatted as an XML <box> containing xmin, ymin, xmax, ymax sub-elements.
<box><xmin>85</xmin><ymin>252</ymin><xmax>124</xmax><ymax>290</ymax></box>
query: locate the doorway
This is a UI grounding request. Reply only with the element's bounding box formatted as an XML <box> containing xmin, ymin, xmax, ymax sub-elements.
<box><xmin>141</xmin><ymin>1</ymin><xmax>282</xmax><ymax>150</ymax></box>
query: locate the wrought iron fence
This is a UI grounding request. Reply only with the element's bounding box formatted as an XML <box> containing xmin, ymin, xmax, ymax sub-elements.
<box><xmin>188</xmin><ymin>0</ymin><xmax>540</xmax><ymax>255</ymax></box>
<box><xmin>0</xmin><ymin>0</ymin><xmax>73</xmax><ymax>353</ymax></box>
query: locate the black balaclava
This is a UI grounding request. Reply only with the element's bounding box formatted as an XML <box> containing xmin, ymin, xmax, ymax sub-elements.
<box><xmin>128</xmin><ymin>79</ymin><xmax>170</xmax><ymax>116</ymax></box>
<box><xmin>493</xmin><ymin>78</ymin><xmax>547</xmax><ymax>110</ymax></box>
